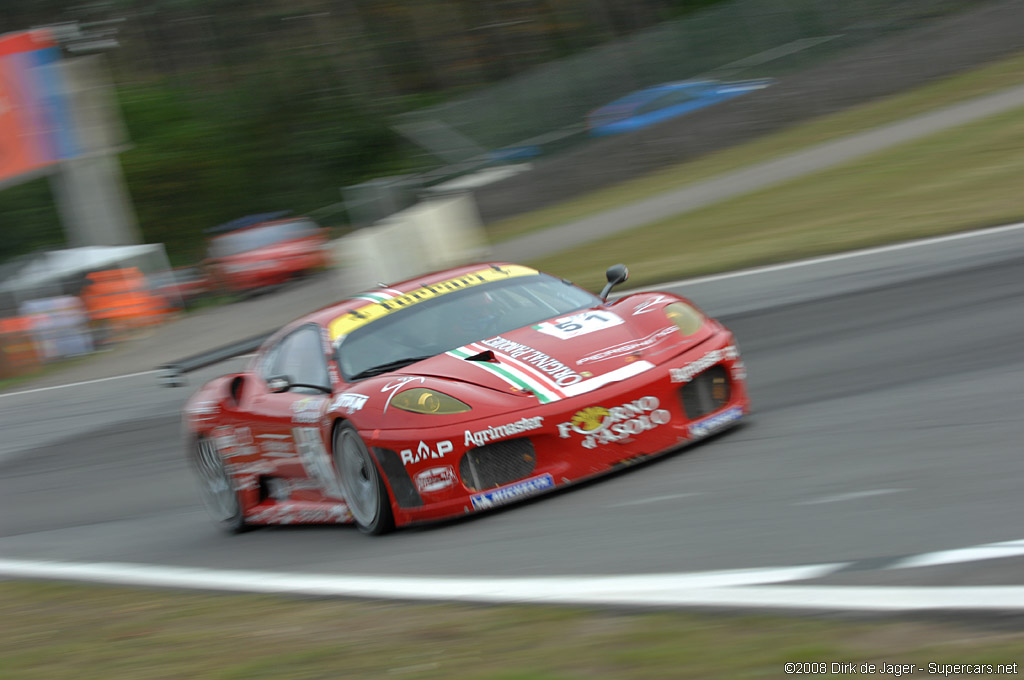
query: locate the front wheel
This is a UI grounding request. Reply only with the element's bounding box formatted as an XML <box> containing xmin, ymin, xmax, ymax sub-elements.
<box><xmin>333</xmin><ymin>423</ymin><xmax>395</xmax><ymax>535</ymax></box>
<box><xmin>189</xmin><ymin>435</ymin><xmax>248</xmax><ymax>533</ymax></box>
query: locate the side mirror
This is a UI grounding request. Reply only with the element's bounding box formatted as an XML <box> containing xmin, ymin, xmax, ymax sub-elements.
<box><xmin>599</xmin><ymin>264</ymin><xmax>629</xmax><ymax>301</ymax></box>
<box><xmin>267</xmin><ymin>375</ymin><xmax>291</xmax><ymax>393</ymax></box>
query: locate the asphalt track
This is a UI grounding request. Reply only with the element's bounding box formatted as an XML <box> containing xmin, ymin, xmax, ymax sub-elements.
<box><xmin>2</xmin><ymin>224</ymin><xmax>1023</xmax><ymax>611</ymax></box>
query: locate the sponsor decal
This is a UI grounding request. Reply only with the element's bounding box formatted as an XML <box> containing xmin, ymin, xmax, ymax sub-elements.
<box><xmin>234</xmin><ymin>426</ymin><xmax>253</xmax><ymax>446</ymax></box>
<box><xmin>479</xmin><ymin>336</ymin><xmax>584</xmax><ymax>386</ymax></box>
<box><xmin>259</xmin><ymin>439</ymin><xmax>295</xmax><ymax>456</ymax></box>
<box><xmin>557</xmin><ymin>396</ymin><xmax>672</xmax><ymax>449</ymax></box>
<box><xmin>414</xmin><ymin>466</ymin><xmax>458</xmax><ymax>493</ymax></box>
<box><xmin>400</xmin><ymin>440</ymin><xmax>454</xmax><ymax>466</ymax></box>
<box><xmin>669</xmin><ymin>345</ymin><xmax>739</xmax><ymax>383</ymax></box>
<box><xmin>212</xmin><ymin>426</ymin><xmax>257</xmax><ymax>458</ymax></box>
<box><xmin>293</xmin><ymin>426</ymin><xmax>346</xmax><ymax>499</ymax></box>
<box><xmin>632</xmin><ymin>295</ymin><xmax>668</xmax><ymax>315</ymax></box>
<box><xmin>576</xmin><ymin>326</ymin><xmax>679</xmax><ymax>365</ymax></box>
<box><xmin>223</xmin><ymin>461</ymin><xmax>275</xmax><ymax>476</ymax></box>
<box><xmin>381</xmin><ymin>376</ymin><xmax>425</xmax><ymax>413</ymax></box>
<box><xmin>689</xmin><ymin>406</ymin><xmax>743</xmax><ymax>438</ymax></box>
<box><xmin>291</xmin><ymin>396</ymin><xmax>327</xmax><ymax>424</ymax></box>
<box><xmin>186</xmin><ymin>400</ymin><xmax>219</xmax><ymax>417</ymax></box>
<box><xmin>248</xmin><ymin>503</ymin><xmax>351</xmax><ymax>525</ymax></box>
<box><xmin>329</xmin><ymin>265</ymin><xmax>537</xmax><ymax>340</ymax></box>
<box><xmin>534</xmin><ymin>311</ymin><xmax>623</xmax><ymax>340</ymax></box>
<box><xmin>464</xmin><ymin>416</ymin><xmax>544</xmax><ymax>447</ymax></box>
<box><xmin>332</xmin><ymin>392</ymin><xmax>369</xmax><ymax>414</ymax></box>
<box><xmin>471</xmin><ymin>473</ymin><xmax>555</xmax><ymax>510</ymax></box>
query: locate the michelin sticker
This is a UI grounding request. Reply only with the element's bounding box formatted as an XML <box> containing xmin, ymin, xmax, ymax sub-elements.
<box><xmin>689</xmin><ymin>406</ymin><xmax>743</xmax><ymax>438</ymax></box>
<box><xmin>470</xmin><ymin>473</ymin><xmax>555</xmax><ymax>510</ymax></box>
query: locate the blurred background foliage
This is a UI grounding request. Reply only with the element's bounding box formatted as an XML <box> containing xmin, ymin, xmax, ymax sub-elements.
<box><xmin>0</xmin><ymin>0</ymin><xmax>981</xmax><ymax>264</ymax></box>
<box><xmin>0</xmin><ymin>0</ymin><xmax>716</xmax><ymax>263</ymax></box>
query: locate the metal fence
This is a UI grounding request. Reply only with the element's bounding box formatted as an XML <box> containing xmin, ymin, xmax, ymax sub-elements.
<box><xmin>392</xmin><ymin>0</ymin><xmax>983</xmax><ymax>164</ymax></box>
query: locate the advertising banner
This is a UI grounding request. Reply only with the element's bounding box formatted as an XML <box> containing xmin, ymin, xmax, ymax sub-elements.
<box><xmin>0</xmin><ymin>29</ymin><xmax>79</xmax><ymax>186</ymax></box>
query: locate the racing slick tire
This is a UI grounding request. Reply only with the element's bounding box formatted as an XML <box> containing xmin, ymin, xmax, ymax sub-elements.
<box><xmin>190</xmin><ymin>435</ymin><xmax>248</xmax><ymax>534</ymax></box>
<box><xmin>333</xmin><ymin>422</ymin><xmax>395</xmax><ymax>535</ymax></box>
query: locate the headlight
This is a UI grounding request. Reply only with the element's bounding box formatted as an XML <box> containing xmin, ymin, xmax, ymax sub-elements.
<box><xmin>665</xmin><ymin>302</ymin><xmax>704</xmax><ymax>336</ymax></box>
<box><xmin>391</xmin><ymin>388</ymin><xmax>471</xmax><ymax>415</ymax></box>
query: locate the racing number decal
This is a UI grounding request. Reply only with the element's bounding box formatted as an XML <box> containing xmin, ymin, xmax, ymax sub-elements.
<box><xmin>293</xmin><ymin>427</ymin><xmax>346</xmax><ymax>499</ymax></box>
<box><xmin>535</xmin><ymin>312</ymin><xmax>624</xmax><ymax>340</ymax></box>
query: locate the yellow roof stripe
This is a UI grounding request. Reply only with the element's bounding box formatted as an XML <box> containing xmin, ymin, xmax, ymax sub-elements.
<box><xmin>329</xmin><ymin>264</ymin><xmax>538</xmax><ymax>341</ymax></box>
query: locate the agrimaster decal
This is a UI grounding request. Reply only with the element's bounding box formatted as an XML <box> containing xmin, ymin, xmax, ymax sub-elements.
<box><xmin>470</xmin><ymin>473</ymin><xmax>555</xmax><ymax>510</ymax></box>
<box><xmin>464</xmin><ymin>416</ymin><xmax>544</xmax><ymax>447</ymax></box>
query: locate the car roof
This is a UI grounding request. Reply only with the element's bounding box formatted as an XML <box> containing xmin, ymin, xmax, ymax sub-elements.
<box><xmin>297</xmin><ymin>262</ymin><xmax>542</xmax><ymax>338</ymax></box>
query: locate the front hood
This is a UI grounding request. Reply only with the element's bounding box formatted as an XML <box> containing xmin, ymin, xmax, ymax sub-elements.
<box><xmin>401</xmin><ymin>296</ymin><xmax>710</xmax><ymax>403</ymax></box>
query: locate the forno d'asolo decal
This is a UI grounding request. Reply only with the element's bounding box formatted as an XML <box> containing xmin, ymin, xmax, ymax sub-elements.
<box><xmin>557</xmin><ymin>396</ymin><xmax>671</xmax><ymax>449</ymax></box>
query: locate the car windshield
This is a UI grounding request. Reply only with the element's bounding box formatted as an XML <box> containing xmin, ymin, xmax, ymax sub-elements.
<box><xmin>210</xmin><ymin>219</ymin><xmax>319</xmax><ymax>258</ymax></box>
<box><xmin>337</xmin><ymin>274</ymin><xmax>600</xmax><ymax>380</ymax></box>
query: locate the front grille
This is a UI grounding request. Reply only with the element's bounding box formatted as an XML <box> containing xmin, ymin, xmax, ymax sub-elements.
<box><xmin>679</xmin><ymin>365</ymin><xmax>731</xmax><ymax>419</ymax></box>
<box><xmin>459</xmin><ymin>438</ymin><xmax>536</xmax><ymax>491</ymax></box>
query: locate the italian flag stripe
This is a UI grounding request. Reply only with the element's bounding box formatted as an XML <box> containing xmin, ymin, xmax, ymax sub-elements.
<box><xmin>447</xmin><ymin>347</ymin><xmax>558</xmax><ymax>404</ymax></box>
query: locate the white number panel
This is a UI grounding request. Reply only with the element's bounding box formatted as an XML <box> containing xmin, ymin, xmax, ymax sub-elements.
<box><xmin>534</xmin><ymin>311</ymin><xmax>624</xmax><ymax>340</ymax></box>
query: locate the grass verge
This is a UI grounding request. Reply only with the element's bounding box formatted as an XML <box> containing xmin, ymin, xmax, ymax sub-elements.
<box><xmin>2</xmin><ymin>581</ymin><xmax>1023</xmax><ymax>679</ymax></box>
<box><xmin>487</xmin><ymin>49</ymin><xmax>1024</xmax><ymax>245</ymax></box>
<box><xmin>529</xmin><ymin>100</ymin><xmax>1024</xmax><ymax>291</ymax></box>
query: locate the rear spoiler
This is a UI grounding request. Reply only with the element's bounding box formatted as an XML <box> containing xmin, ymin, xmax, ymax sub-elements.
<box><xmin>157</xmin><ymin>332</ymin><xmax>271</xmax><ymax>387</ymax></box>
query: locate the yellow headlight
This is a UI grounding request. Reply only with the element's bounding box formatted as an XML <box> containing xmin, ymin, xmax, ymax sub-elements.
<box><xmin>391</xmin><ymin>388</ymin><xmax>472</xmax><ymax>415</ymax></box>
<box><xmin>665</xmin><ymin>302</ymin><xmax>704</xmax><ymax>336</ymax></box>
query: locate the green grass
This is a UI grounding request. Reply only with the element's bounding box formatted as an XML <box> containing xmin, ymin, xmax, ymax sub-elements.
<box><xmin>2</xmin><ymin>581</ymin><xmax>1023</xmax><ymax>679</ymax></box>
<box><xmin>530</xmin><ymin>92</ymin><xmax>1024</xmax><ymax>291</ymax></box>
<box><xmin>487</xmin><ymin>49</ymin><xmax>1024</xmax><ymax>246</ymax></box>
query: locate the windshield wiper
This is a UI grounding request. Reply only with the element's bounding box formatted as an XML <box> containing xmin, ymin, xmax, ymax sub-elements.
<box><xmin>349</xmin><ymin>355</ymin><xmax>435</xmax><ymax>381</ymax></box>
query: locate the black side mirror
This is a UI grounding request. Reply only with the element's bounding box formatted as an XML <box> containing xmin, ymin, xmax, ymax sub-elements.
<box><xmin>599</xmin><ymin>264</ymin><xmax>629</xmax><ymax>301</ymax></box>
<box><xmin>267</xmin><ymin>375</ymin><xmax>291</xmax><ymax>393</ymax></box>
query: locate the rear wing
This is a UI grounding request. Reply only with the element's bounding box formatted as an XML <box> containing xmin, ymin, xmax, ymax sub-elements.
<box><xmin>157</xmin><ymin>332</ymin><xmax>271</xmax><ymax>387</ymax></box>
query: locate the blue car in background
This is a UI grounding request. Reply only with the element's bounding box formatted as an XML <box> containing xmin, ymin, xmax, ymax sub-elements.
<box><xmin>586</xmin><ymin>78</ymin><xmax>774</xmax><ymax>136</ymax></box>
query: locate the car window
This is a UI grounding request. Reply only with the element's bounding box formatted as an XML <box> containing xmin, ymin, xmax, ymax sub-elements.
<box><xmin>635</xmin><ymin>88</ymin><xmax>701</xmax><ymax>115</ymax></box>
<box><xmin>337</xmin><ymin>274</ymin><xmax>600</xmax><ymax>379</ymax></box>
<box><xmin>209</xmin><ymin>219</ymin><xmax>320</xmax><ymax>258</ymax></box>
<box><xmin>262</xmin><ymin>325</ymin><xmax>330</xmax><ymax>391</ymax></box>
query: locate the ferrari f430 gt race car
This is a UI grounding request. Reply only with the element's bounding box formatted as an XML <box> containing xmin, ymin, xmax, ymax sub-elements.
<box><xmin>181</xmin><ymin>262</ymin><xmax>749</xmax><ymax>534</ymax></box>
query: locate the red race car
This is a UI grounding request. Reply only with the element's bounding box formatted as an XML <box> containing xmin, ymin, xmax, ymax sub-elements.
<box><xmin>183</xmin><ymin>262</ymin><xmax>749</xmax><ymax>534</ymax></box>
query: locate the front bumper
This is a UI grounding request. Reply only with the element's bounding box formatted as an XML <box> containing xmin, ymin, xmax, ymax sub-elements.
<box><xmin>368</xmin><ymin>330</ymin><xmax>750</xmax><ymax>526</ymax></box>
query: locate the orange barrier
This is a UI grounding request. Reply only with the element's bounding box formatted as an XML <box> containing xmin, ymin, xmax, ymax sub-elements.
<box><xmin>81</xmin><ymin>267</ymin><xmax>173</xmax><ymax>344</ymax></box>
<box><xmin>0</xmin><ymin>315</ymin><xmax>41</xmax><ymax>378</ymax></box>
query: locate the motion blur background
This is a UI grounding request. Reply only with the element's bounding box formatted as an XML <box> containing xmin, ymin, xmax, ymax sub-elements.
<box><xmin>0</xmin><ymin>0</ymin><xmax>1021</xmax><ymax>378</ymax></box>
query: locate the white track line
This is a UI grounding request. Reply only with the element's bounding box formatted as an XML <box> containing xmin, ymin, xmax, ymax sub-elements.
<box><xmin>6</xmin><ymin>221</ymin><xmax>1024</xmax><ymax>397</ymax></box>
<box><xmin>612</xmin><ymin>492</ymin><xmax>703</xmax><ymax>507</ymax></box>
<box><xmin>889</xmin><ymin>539</ymin><xmax>1024</xmax><ymax>570</ymax></box>
<box><xmin>795</xmin><ymin>489</ymin><xmax>908</xmax><ymax>506</ymax></box>
<box><xmin>622</xmin><ymin>220</ymin><xmax>1024</xmax><ymax>294</ymax></box>
<box><xmin>6</xmin><ymin>558</ymin><xmax>1024</xmax><ymax>611</ymax></box>
<box><xmin>0</xmin><ymin>370</ymin><xmax>159</xmax><ymax>399</ymax></box>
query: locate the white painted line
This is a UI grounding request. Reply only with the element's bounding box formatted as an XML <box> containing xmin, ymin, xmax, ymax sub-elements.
<box><xmin>0</xmin><ymin>370</ymin><xmax>159</xmax><ymax>399</ymax></box>
<box><xmin>621</xmin><ymin>220</ymin><xmax>1024</xmax><ymax>295</ymax></box>
<box><xmin>7</xmin><ymin>558</ymin><xmax>1024</xmax><ymax>610</ymax></box>
<box><xmin>612</xmin><ymin>492</ymin><xmax>703</xmax><ymax>507</ymax></box>
<box><xmin>890</xmin><ymin>538</ymin><xmax>1024</xmax><ymax>570</ymax></box>
<box><xmin>0</xmin><ymin>558</ymin><xmax>844</xmax><ymax>601</ymax></box>
<box><xmin>795</xmin><ymin>488</ymin><xmax>908</xmax><ymax>506</ymax></box>
<box><xmin>0</xmin><ymin>353</ymin><xmax>257</xmax><ymax>399</ymax></box>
